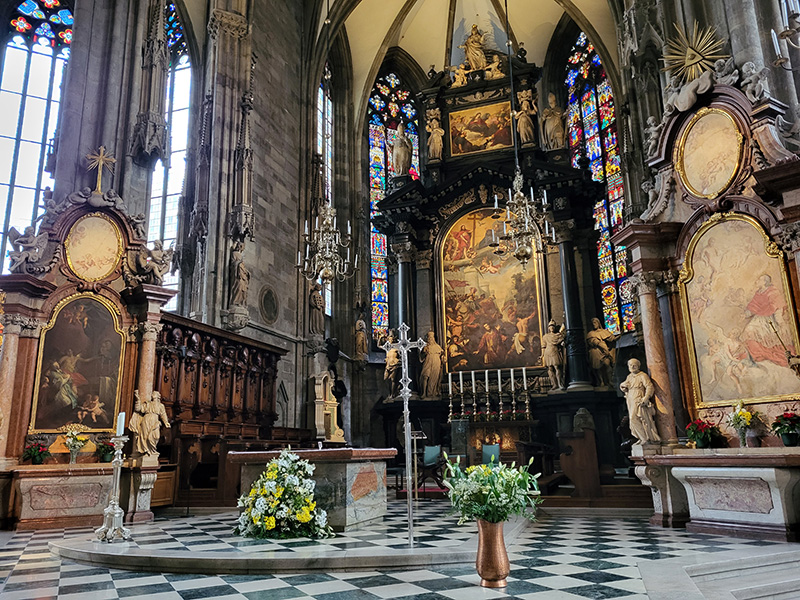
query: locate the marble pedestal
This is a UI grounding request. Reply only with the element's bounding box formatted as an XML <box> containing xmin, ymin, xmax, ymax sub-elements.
<box><xmin>120</xmin><ymin>462</ymin><xmax>160</xmax><ymax>524</ymax></box>
<box><xmin>11</xmin><ymin>464</ymin><xmax>114</xmax><ymax>530</ymax></box>
<box><xmin>229</xmin><ymin>448</ymin><xmax>397</xmax><ymax>531</ymax></box>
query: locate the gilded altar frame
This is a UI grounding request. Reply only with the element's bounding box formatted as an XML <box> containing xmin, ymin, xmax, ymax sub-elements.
<box><xmin>64</xmin><ymin>212</ymin><xmax>124</xmax><ymax>282</ymax></box>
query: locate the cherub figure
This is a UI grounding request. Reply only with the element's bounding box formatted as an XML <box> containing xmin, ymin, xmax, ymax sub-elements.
<box><xmin>741</xmin><ymin>61</ymin><xmax>768</xmax><ymax>104</ymax></box>
<box><xmin>77</xmin><ymin>394</ymin><xmax>105</xmax><ymax>423</ymax></box>
<box><xmin>129</xmin><ymin>240</ymin><xmax>174</xmax><ymax>286</ymax></box>
<box><xmin>451</xmin><ymin>64</ymin><xmax>468</xmax><ymax>87</ymax></box>
<box><xmin>7</xmin><ymin>225</ymin><xmax>48</xmax><ymax>272</ymax></box>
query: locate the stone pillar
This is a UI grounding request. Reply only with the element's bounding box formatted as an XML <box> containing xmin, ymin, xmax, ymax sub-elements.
<box><xmin>658</xmin><ymin>270</ymin><xmax>688</xmax><ymax>432</ymax></box>
<box><xmin>630</xmin><ymin>272</ymin><xmax>679</xmax><ymax>446</ymax></box>
<box><xmin>391</xmin><ymin>240</ymin><xmax>417</xmax><ymax>334</ymax></box>
<box><xmin>554</xmin><ymin>221</ymin><xmax>592</xmax><ymax>391</ymax></box>
<box><xmin>120</xmin><ymin>465</ymin><xmax>159</xmax><ymax>523</ymax></box>
<box><xmin>414</xmin><ymin>249</ymin><xmax>433</xmax><ymax>335</ymax></box>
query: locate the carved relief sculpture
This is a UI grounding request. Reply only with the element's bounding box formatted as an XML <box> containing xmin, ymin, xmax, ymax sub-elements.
<box><xmin>516</xmin><ymin>90</ymin><xmax>537</xmax><ymax>145</ymax></box>
<box><xmin>620</xmin><ymin>358</ymin><xmax>660</xmax><ymax>445</ymax></box>
<box><xmin>308</xmin><ymin>282</ymin><xmax>325</xmax><ymax>336</ymax></box>
<box><xmin>451</xmin><ymin>63</ymin><xmax>468</xmax><ymax>88</ymax></box>
<box><xmin>126</xmin><ymin>240</ymin><xmax>174</xmax><ymax>286</ymax></box>
<box><xmin>541</xmin><ymin>93</ymin><xmax>566</xmax><ymax>150</ymax></box>
<box><xmin>643</xmin><ymin>116</ymin><xmax>663</xmax><ymax>157</ymax></box>
<box><xmin>419</xmin><ymin>331</ymin><xmax>445</xmax><ymax>398</ymax></box>
<box><xmin>426</xmin><ymin>117</ymin><xmax>444</xmax><ymax>161</ymax></box>
<box><xmin>740</xmin><ymin>61</ymin><xmax>768</xmax><ymax>104</ymax></box>
<box><xmin>129</xmin><ymin>390</ymin><xmax>171</xmax><ymax>456</ymax></box>
<box><xmin>586</xmin><ymin>317</ymin><xmax>617</xmax><ymax>387</ymax></box>
<box><xmin>541</xmin><ymin>319</ymin><xmax>566</xmax><ymax>390</ymax></box>
<box><xmin>228</xmin><ymin>241</ymin><xmax>250</xmax><ymax>307</ymax></box>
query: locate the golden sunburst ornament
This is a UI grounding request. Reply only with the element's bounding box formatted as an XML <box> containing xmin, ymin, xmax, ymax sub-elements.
<box><xmin>662</xmin><ymin>22</ymin><xmax>728</xmax><ymax>83</ymax></box>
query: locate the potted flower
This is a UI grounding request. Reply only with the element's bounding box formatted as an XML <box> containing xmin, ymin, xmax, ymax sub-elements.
<box><xmin>771</xmin><ymin>412</ymin><xmax>800</xmax><ymax>447</ymax></box>
<box><xmin>685</xmin><ymin>418</ymin><xmax>720</xmax><ymax>449</ymax></box>
<box><xmin>727</xmin><ymin>401</ymin><xmax>761</xmax><ymax>448</ymax></box>
<box><xmin>234</xmin><ymin>449</ymin><xmax>334</xmax><ymax>539</ymax></box>
<box><xmin>95</xmin><ymin>440</ymin><xmax>116</xmax><ymax>462</ymax></box>
<box><xmin>64</xmin><ymin>431</ymin><xmax>88</xmax><ymax>464</ymax></box>
<box><xmin>443</xmin><ymin>454</ymin><xmax>542</xmax><ymax>588</ymax></box>
<box><xmin>22</xmin><ymin>442</ymin><xmax>51</xmax><ymax>465</ymax></box>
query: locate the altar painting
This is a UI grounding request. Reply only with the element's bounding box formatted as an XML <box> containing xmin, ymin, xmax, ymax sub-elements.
<box><xmin>441</xmin><ymin>208</ymin><xmax>543</xmax><ymax>372</ymax></box>
<box><xmin>30</xmin><ymin>294</ymin><xmax>125</xmax><ymax>432</ymax></box>
<box><xmin>680</xmin><ymin>214</ymin><xmax>800</xmax><ymax>407</ymax></box>
<box><xmin>449</xmin><ymin>101</ymin><xmax>512</xmax><ymax>156</ymax></box>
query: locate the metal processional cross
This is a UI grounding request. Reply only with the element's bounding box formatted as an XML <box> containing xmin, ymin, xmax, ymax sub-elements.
<box><xmin>381</xmin><ymin>322</ymin><xmax>426</xmax><ymax>548</ymax></box>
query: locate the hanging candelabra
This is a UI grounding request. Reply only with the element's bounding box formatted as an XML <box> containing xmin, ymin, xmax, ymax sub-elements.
<box><xmin>297</xmin><ymin>201</ymin><xmax>358</xmax><ymax>282</ymax></box>
<box><xmin>772</xmin><ymin>0</ymin><xmax>800</xmax><ymax>70</ymax></box>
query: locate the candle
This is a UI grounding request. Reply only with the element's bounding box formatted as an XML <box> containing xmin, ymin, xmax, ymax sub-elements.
<box><xmin>354</xmin><ymin>253</ymin><xmax>359</xmax><ymax>269</ymax></box>
<box><xmin>304</xmin><ymin>220</ymin><xmax>309</xmax><ymax>234</ymax></box>
<box><xmin>497</xmin><ymin>369</ymin><xmax>502</xmax><ymax>390</ymax></box>
<box><xmin>297</xmin><ymin>250</ymin><xmax>301</xmax><ymax>265</ymax></box>
<box><xmin>510</xmin><ymin>367</ymin><xmax>515</xmax><ymax>392</ymax></box>
<box><xmin>471</xmin><ymin>370</ymin><xmax>476</xmax><ymax>392</ymax></box>
<box><xmin>782</xmin><ymin>0</ymin><xmax>789</xmax><ymax>28</ymax></box>
<box><xmin>530</xmin><ymin>187</ymin><xmax>534</xmax><ymax>202</ymax></box>
<box><xmin>506</xmin><ymin>205</ymin><xmax>511</xmax><ymax>220</ymax></box>
<box><xmin>543</xmin><ymin>188</ymin><xmax>548</xmax><ymax>206</ymax></box>
<box><xmin>494</xmin><ymin>194</ymin><xmax>498</xmax><ymax>209</ymax></box>
<box><xmin>347</xmin><ymin>220</ymin><xmax>351</xmax><ymax>234</ymax></box>
<box><xmin>491</xmin><ymin>229</ymin><xmax>496</xmax><ymax>243</ymax></box>
<box><xmin>116</xmin><ymin>412</ymin><xmax>125</xmax><ymax>436</ymax></box>
<box><xmin>772</xmin><ymin>29</ymin><xmax>782</xmax><ymax>58</ymax></box>
<box><xmin>552</xmin><ymin>228</ymin><xmax>556</xmax><ymax>242</ymax></box>
<box><xmin>449</xmin><ymin>372</ymin><xmax>453</xmax><ymax>395</ymax></box>
<box><xmin>793</xmin><ymin>0</ymin><xmax>800</xmax><ymax>17</ymax></box>
<box><xmin>503</xmin><ymin>221</ymin><xmax>507</xmax><ymax>235</ymax></box>
<box><xmin>522</xmin><ymin>367</ymin><xmax>527</xmax><ymax>390</ymax></box>
<box><xmin>545</xmin><ymin>221</ymin><xmax>549</xmax><ymax>235</ymax></box>
<box><xmin>459</xmin><ymin>371</ymin><xmax>464</xmax><ymax>393</ymax></box>
<box><xmin>485</xmin><ymin>369</ymin><xmax>489</xmax><ymax>389</ymax></box>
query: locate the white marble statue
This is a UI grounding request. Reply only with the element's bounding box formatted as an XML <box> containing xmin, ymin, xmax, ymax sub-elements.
<box><xmin>586</xmin><ymin>317</ymin><xmax>617</xmax><ymax>388</ymax></box>
<box><xmin>541</xmin><ymin>93</ymin><xmax>566</xmax><ymax>150</ymax></box>
<box><xmin>419</xmin><ymin>331</ymin><xmax>445</xmax><ymax>398</ymax></box>
<box><xmin>541</xmin><ymin>319</ymin><xmax>566</xmax><ymax>390</ymax></box>
<box><xmin>619</xmin><ymin>358</ymin><xmax>660</xmax><ymax>445</ymax></box>
<box><xmin>129</xmin><ymin>390</ymin><xmax>171</xmax><ymax>456</ymax></box>
<box><xmin>389</xmin><ymin>123</ymin><xmax>413</xmax><ymax>176</ymax></box>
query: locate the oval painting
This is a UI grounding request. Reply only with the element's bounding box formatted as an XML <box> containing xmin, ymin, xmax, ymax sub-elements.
<box><xmin>65</xmin><ymin>213</ymin><xmax>123</xmax><ymax>281</ymax></box>
<box><xmin>677</xmin><ymin>108</ymin><xmax>742</xmax><ymax>199</ymax></box>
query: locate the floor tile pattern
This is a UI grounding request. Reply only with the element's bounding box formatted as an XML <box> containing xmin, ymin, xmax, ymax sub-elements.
<box><xmin>0</xmin><ymin>500</ymin><xmax>789</xmax><ymax>600</ymax></box>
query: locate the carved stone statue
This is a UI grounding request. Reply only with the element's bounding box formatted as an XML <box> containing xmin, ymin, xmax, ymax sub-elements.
<box><xmin>426</xmin><ymin>117</ymin><xmax>444</xmax><ymax>161</ymax></box>
<box><xmin>516</xmin><ymin>90</ymin><xmax>537</xmax><ymax>145</ymax></box>
<box><xmin>541</xmin><ymin>319</ymin><xmax>566</xmax><ymax>390</ymax></box>
<box><xmin>643</xmin><ymin>116</ymin><xmax>663</xmax><ymax>157</ymax></box>
<box><xmin>459</xmin><ymin>24</ymin><xmax>487</xmax><ymax>72</ymax></box>
<box><xmin>620</xmin><ymin>358</ymin><xmax>660</xmax><ymax>445</ymax></box>
<box><xmin>129</xmin><ymin>390</ymin><xmax>171</xmax><ymax>456</ymax></box>
<box><xmin>7</xmin><ymin>225</ymin><xmax>48</xmax><ymax>272</ymax></box>
<box><xmin>451</xmin><ymin>63</ymin><xmax>468</xmax><ymax>87</ymax></box>
<box><xmin>741</xmin><ymin>61</ymin><xmax>768</xmax><ymax>104</ymax></box>
<box><xmin>713</xmin><ymin>57</ymin><xmax>739</xmax><ymax>86</ymax></box>
<box><xmin>419</xmin><ymin>331</ymin><xmax>445</xmax><ymax>398</ymax></box>
<box><xmin>389</xmin><ymin>122</ymin><xmax>413</xmax><ymax>176</ymax></box>
<box><xmin>383</xmin><ymin>330</ymin><xmax>400</xmax><ymax>398</ymax></box>
<box><xmin>484</xmin><ymin>55</ymin><xmax>504</xmax><ymax>80</ymax></box>
<box><xmin>129</xmin><ymin>213</ymin><xmax>147</xmax><ymax>239</ymax></box>
<box><xmin>354</xmin><ymin>316</ymin><xmax>369</xmax><ymax>366</ymax></box>
<box><xmin>228</xmin><ymin>241</ymin><xmax>250</xmax><ymax>307</ymax></box>
<box><xmin>541</xmin><ymin>93</ymin><xmax>566</xmax><ymax>150</ymax></box>
<box><xmin>308</xmin><ymin>282</ymin><xmax>325</xmax><ymax>336</ymax></box>
<box><xmin>130</xmin><ymin>240</ymin><xmax>173</xmax><ymax>286</ymax></box>
<box><xmin>586</xmin><ymin>317</ymin><xmax>617</xmax><ymax>388</ymax></box>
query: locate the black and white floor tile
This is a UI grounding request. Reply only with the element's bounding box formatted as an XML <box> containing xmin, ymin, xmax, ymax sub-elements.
<box><xmin>0</xmin><ymin>500</ymin><xmax>791</xmax><ymax>599</ymax></box>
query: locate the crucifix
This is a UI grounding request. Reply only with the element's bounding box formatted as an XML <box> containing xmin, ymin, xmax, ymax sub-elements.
<box><xmin>381</xmin><ymin>322</ymin><xmax>426</xmax><ymax>548</ymax></box>
<box><xmin>86</xmin><ymin>146</ymin><xmax>117</xmax><ymax>195</ymax></box>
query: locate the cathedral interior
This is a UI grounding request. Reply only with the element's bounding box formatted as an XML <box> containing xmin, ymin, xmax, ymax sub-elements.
<box><xmin>3</xmin><ymin>0</ymin><xmax>800</xmax><ymax>597</ymax></box>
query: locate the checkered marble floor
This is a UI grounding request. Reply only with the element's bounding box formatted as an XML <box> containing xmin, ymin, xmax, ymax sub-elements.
<box><xmin>0</xmin><ymin>500</ymin><xmax>793</xmax><ymax>600</ymax></box>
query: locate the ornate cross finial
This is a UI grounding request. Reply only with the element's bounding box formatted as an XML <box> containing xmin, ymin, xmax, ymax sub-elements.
<box><xmin>380</xmin><ymin>323</ymin><xmax>426</xmax><ymax>399</ymax></box>
<box><xmin>86</xmin><ymin>146</ymin><xmax>117</xmax><ymax>194</ymax></box>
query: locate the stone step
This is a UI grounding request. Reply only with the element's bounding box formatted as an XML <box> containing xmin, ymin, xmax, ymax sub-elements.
<box><xmin>731</xmin><ymin>577</ymin><xmax>800</xmax><ymax>600</ymax></box>
<box><xmin>686</xmin><ymin>549</ymin><xmax>800</xmax><ymax>583</ymax></box>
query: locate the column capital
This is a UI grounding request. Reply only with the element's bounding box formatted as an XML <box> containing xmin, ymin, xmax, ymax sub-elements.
<box><xmin>129</xmin><ymin>321</ymin><xmax>163</xmax><ymax>342</ymax></box>
<box><xmin>553</xmin><ymin>219</ymin><xmax>576</xmax><ymax>243</ymax></box>
<box><xmin>629</xmin><ymin>271</ymin><xmax>662</xmax><ymax>295</ymax></box>
<box><xmin>778</xmin><ymin>221</ymin><xmax>800</xmax><ymax>253</ymax></box>
<box><xmin>390</xmin><ymin>241</ymin><xmax>417</xmax><ymax>263</ymax></box>
<box><xmin>0</xmin><ymin>314</ymin><xmax>42</xmax><ymax>337</ymax></box>
<box><xmin>207</xmin><ymin>8</ymin><xmax>249</xmax><ymax>40</ymax></box>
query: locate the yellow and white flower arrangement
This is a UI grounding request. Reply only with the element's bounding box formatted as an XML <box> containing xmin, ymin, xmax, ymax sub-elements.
<box><xmin>233</xmin><ymin>449</ymin><xmax>334</xmax><ymax>539</ymax></box>
<box><xmin>64</xmin><ymin>431</ymin><xmax>88</xmax><ymax>452</ymax></box>
<box><xmin>727</xmin><ymin>400</ymin><xmax>762</xmax><ymax>446</ymax></box>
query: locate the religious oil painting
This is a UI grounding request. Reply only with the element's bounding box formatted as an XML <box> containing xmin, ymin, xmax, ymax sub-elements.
<box><xmin>680</xmin><ymin>213</ymin><xmax>800</xmax><ymax>407</ymax></box>
<box><xmin>449</xmin><ymin>101</ymin><xmax>513</xmax><ymax>156</ymax></box>
<box><xmin>440</xmin><ymin>208</ymin><xmax>543</xmax><ymax>373</ymax></box>
<box><xmin>676</xmin><ymin>107</ymin><xmax>743</xmax><ymax>199</ymax></box>
<box><xmin>30</xmin><ymin>294</ymin><xmax>125</xmax><ymax>433</ymax></box>
<box><xmin>64</xmin><ymin>213</ymin><xmax>123</xmax><ymax>281</ymax></box>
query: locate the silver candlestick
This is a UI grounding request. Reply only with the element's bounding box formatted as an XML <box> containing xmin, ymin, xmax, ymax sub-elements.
<box><xmin>95</xmin><ymin>435</ymin><xmax>132</xmax><ymax>542</ymax></box>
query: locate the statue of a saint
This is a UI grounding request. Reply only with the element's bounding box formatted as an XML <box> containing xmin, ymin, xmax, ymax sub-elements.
<box><xmin>308</xmin><ymin>282</ymin><xmax>325</xmax><ymax>336</ymax></box>
<box><xmin>389</xmin><ymin>123</ymin><xmax>413</xmax><ymax>176</ymax></box>
<box><xmin>459</xmin><ymin>24</ymin><xmax>487</xmax><ymax>72</ymax></box>
<box><xmin>516</xmin><ymin>92</ymin><xmax>537</xmax><ymax>145</ymax></box>
<box><xmin>484</xmin><ymin>55</ymin><xmax>504</xmax><ymax>80</ymax></box>
<box><xmin>228</xmin><ymin>242</ymin><xmax>250</xmax><ymax>307</ymax></box>
<box><xmin>586</xmin><ymin>317</ymin><xmax>617</xmax><ymax>387</ymax></box>
<box><xmin>129</xmin><ymin>390</ymin><xmax>171</xmax><ymax>456</ymax></box>
<box><xmin>541</xmin><ymin>319</ymin><xmax>566</xmax><ymax>390</ymax></box>
<box><xmin>383</xmin><ymin>330</ymin><xmax>400</xmax><ymax>398</ymax></box>
<box><xmin>619</xmin><ymin>358</ymin><xmax>660</xmax><ymax>445</ymax></box>
<box><xmin>426</xmin><ymin>118</ymin><xmax>444</xmax><ymax>161</ymax></box>
<box><xmin>419</xmin><ymin>331</ymin><xmax>445</xmax><ymax>398</ymax></box>
<box><xmin>354</xmin><ymin>316</ymin><xmax>369</xmax><ymax>365</ymax></box>
<box><xmin>541</xmin><ymin>92</ymin><xmax>566</xmax><ymax>150</ymax></box>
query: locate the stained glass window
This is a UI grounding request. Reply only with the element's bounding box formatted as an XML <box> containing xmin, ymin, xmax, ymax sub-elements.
<box><xmin>148</xmin><ymin>2</ymin><xmax>189</xmax><ymax>310</ymax></box>
<box><xmin>317</xmin><ymin>63</ymin><xmax>333</xmax><ymax>316</ymax></box>
<box><xmin>564</xmin><ymin>31</ymin><xmax>633</xmax><ymax>334</ymax></box>
<box><xmin>0</xmin><ymin>0</ymin><xmax>72</xmax><ymax>272</ymax></box>
<box><xmin>366</xmin><ymin>72</ymin><xmax>419</xmax><ymax>340</ymax></box>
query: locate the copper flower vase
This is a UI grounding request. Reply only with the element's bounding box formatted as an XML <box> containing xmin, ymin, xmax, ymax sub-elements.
<box><xmin>476</xmin><ymin>519</ymin><xmax>509</xmax><ymax>587</ymax></box>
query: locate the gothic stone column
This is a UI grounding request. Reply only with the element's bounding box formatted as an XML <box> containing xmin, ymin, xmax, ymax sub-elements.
<box><xmin>391</xmin><ymin>240</ymin><xmax>417</xmax><ymax>334</ymax></box>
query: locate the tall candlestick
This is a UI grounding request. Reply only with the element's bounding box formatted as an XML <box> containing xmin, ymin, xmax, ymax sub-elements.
<box><xmin>116</xmin><ymin>412</ymin><xmax>125</xmax><ymax>436</ymax></box>
<box><xmin>459</xmin><ymin>371</ymin><xmax>464</xmax><ymax>393</ymax></box>
<box><xmin>522</xmin><ymin>366</ymin><xmax>527</xmax><ymax>390</ymax></box>
<box><xmin>510</xmin><ymin>367</ymin><xmax>515</xmax><ymax>392</ymax></box>
<box><xmin>448</xmin><ymin>372</ymin><xmax>453</xmax><ymax>395</ymax></box>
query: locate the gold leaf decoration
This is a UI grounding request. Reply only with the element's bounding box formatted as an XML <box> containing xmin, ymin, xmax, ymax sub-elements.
<box><xmin>662</xmin><ymin>22</ymin><xmax>728</xmax><ymax>83</ymax></box>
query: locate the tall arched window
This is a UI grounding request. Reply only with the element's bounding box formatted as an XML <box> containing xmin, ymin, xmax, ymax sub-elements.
<box><xmin>367</xmin><ymin>72</ymin><xmax>419</xmax><ymax>340</ymax></box>
<box><xmin>148</xmin><ymin>2</ymin><xmax>190</xmax><ymax>307</ymax></box>
<box><xmin>317</xmin><ymin>63</ymin><xmax>332</xmax><ymax>315</ymax></box>
<box><xmin>0</xmin><ymin>0</ymin><xmax>72</xmax><ymax>271</ymax></box>
<box><xmin>564</xmin><ymin>32</ymin><xmax>633</xmax><ymax>335</ymax></box>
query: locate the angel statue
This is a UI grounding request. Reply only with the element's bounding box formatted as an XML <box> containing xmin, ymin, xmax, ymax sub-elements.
<box><xmin>129</xmin><ymin>390</ymin><xmax>171</xmax><ymax>457</ymax></box>
<box><xmin>128</xmin><ymin>240</ymin><xmax>174</xmax><ymax>286</ymax></box>
<box><xmin>7</xmin><ymin>225</ymin><xmax>48</xmax><ymax>272</ymax></box>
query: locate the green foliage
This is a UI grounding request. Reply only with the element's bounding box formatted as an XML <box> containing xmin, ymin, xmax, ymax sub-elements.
<box><xmin>21</xmin><ymin>443</ymin><xmax>50</xmax><ymax>461</ymax></box>
<box><xmin>443</xmin><ymin>453</ymin><xmax>543</xmax><ymax>524</ymax></box>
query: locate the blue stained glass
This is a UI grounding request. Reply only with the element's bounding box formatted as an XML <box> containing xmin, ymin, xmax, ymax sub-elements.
<box><xmin>16</xmin><ymin>1</ymin><xmax>44</xmax><ymax>18</ymax></box>
<box><xmin>622</xmin><ymin>303</ymin><xmax>636</xmax><ymax>331</ymax></box>
<box><xmin>401</xmin><ymin>103</ymin><xmax>416</xmax><ymax>119</ymax></box>
<box><xmin>371</xmin><ymin>255</ymin><xmax>387</xmax><ymax>279</ymax></box>
<box><xmin>592</xmin><ymin>53</ymin><xmax>602</xmax><ymax>66</ymax></box>
<box><xmin>385</xmin><ymin>73</ymin><xmax>400</xmax><ymax>88</ymax></box>
<box><xmin>371</xmin><ymin>231</ymin><xmax>386</xmax><ymax>256</ymax></box>
<box><xmin>577</xmin><ymin>31</ymin><xmax>587</xmax><ymax>46</ymax></box>
<box><xmin>372</xmin><ymin>280</ymin><xmax>388</xmax><ymax>303</ymax></box>
<box><xmin>586</xmin><ymin>135</ymin><xmax>601</xmax><ymax>160</ymax></box>
<box><xmin>35</xmin><ymin>21</ymin><xmax>54</xmax><ymax>38</ymax></box>
<box><xmin>566</xmin><ymin>69</ymin><xmax>578</xmax><ymax>87</ymax></box>
<box><xmin>610</xmin><ymin>199</ymin><xmax>623</xmax><ymax>228</ymax></box>
<box><xmin>604</xmin><ymin>306</ymin><xmax>620</xmax><ymax>335</ymax></box>
<box><xmin>369</xmin><ymin>95</ymin><xmax>385</xmax><ymax>111</ymax></box>
<box><xmin>372</xmin><ymin>302</ymin><xmax>388</xmax><ymax>328</ymax></box>
<box><xmin>590</xmin><ymin>158</ymin><xmax>603</xmax><ymax>181</ymax></box>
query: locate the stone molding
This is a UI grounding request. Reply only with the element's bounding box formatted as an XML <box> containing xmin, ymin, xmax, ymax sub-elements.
<box><xmin>207</xmin><ymin>9</ymin><xmax>248</xmax><ymax>40</ymax></box>
<box><xmin>129</xmin><ymin>321</ymin><xmax>163</xmax><ymax>342</ymax></box>
<box><xmin>0</xmin><ymin>314</ymin><xmax>42</xmax><ymax>337</ymax></box>
<box><xmin>390</xmin><ymin>241</ymin><xmax>416</xmax><ymax>263</ymax></box>
<box><xmin>416</xmin><ymin>249</ymin><xmax>432</xmax><ymax>270</ymax></box>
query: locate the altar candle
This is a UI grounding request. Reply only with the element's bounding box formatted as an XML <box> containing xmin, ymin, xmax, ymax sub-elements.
<box><xmin>522</xmin><ymin>366</ymin><xmax>528</xmax><ymax>390</ymax></box>
<box><xmin>459</xmin><ymin>371</ymin><xmax>464</xmax><ymax>393</ymax></box>
<box><xmin>116</xmin><ymin>412</ymin><xmax>125</xmax><ymax>436</ymax></box>
<box><xmin>297</xmin><ymin>250</ymin><xmax>301</xmax><ymax>265</ymax></box>
<box><xmin>530</xmin><ymin>187</ymin><xmax>534</xmax><ymax>202</ymax></box>
<box><xmin>506</xmin><ymin>205</ymin><xmax>511</xmax><ymax>220</ymax></box>
<box><xmin>448</xmin><ymin>372</ymin><xmax>453</xmax><ymax>395</ymax></box>
<box><xmin>782</xmin><ymin>0</ymin><xmax>790</xmax><ymax>28</ymax></box>
<box><xmin>772</xmin><ymin>29</ymin><xmax>782</xmax><ymax>58</ymax></box>
<box><xmin>471</xmin><ymin>370</ymin><xmax>476</xmax><ymax>392</ymax></box>
<box><xmin>497</xmin><ymin>369</ymin><xmax>502</xmax><ymax>389</ymax></box>
<box><xmin>494</xmin><ymin>194</ymin><xmax>499</xmax><ymax>209</ymax></box>
<box><xmin>510</xmin><ymin>368</ymin><xmax>515</xmax><ymax>392</ymax></box>
<box><xmin>485</xmin><ymin>369</ymin><xmax>489</xmax><ymax>389</ymax></box>
<box><xmin>552</xmin><ymin>228</ymin><xmax>556</xmax><ymax>242</ymax></box>
<box><xmin>543</xmin><ymin>188</ymin><xmax>548</xmax><ymax>206</ymax></box>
